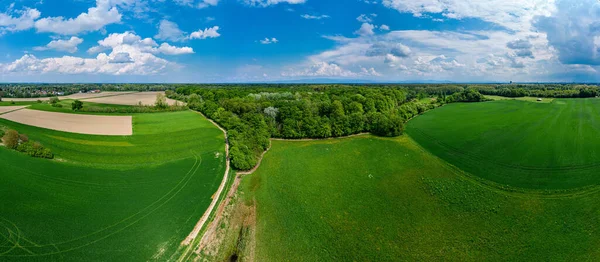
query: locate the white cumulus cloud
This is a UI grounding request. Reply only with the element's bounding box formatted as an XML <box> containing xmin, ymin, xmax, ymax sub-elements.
<box><xmin>355</xmin><ymin>23</ymin><xmax>375</xmax><ymax>36</ymax></box>
<box><xmin>0</xmin><ymin>8</ymin><xmax>40</xmax><ymax>34</ymax></box>
<box><xmin>242</xmin><ymin>0</ymin><xmax>306</xmax><ymax>7</ymax></box>
<box><xmin>301</xmin><ymin>14</ymin><xmax>330</xmax><ymax>20</ymax></box>
<box><xmin>189</xmin><ymin>26</ymin><xmax>221</xmax><ymax>39</ymax></box>
<box><xmin>157</xmin><ymin>43</ymin><xmax>194</xmax><ymax>55</ymax></box>
<box><xmin>174</xmin><ymin>0</ymin><xmax>220</xmax><ymax>8</ymax></box>
<box><xmin>1</xmin><ymin>31</ymin><xmax>195</xmax><ymax>77</ymax></box>
<box><xmin>33</xmin><ymin>36</ymin><xmax>84</xmax><ymax>53</ymax></box>
<box><xmin>34</xmin><ymin>0</ymin><xmax>125</xmax><ymax>35</ymax></box>
<box><xmin>154</xmin><ymin>20</ymin><xmax>186</xmax><ymax>42</ymax></box>
<box><xmin>260</xmin><ymin>37</ymin><xmax>279</xmax><ymax>44</ymax></box>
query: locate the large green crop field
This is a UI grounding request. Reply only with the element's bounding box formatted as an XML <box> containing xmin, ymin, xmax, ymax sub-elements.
<box><xmin>407</xmin><ymin>98</ymin><xmax>600</xmax><ymax>190</ymax></box>
<box><xmin>0</xmin><ymin>111</ymin><xmax>226</xmax><ymax>261</ymax></box>
<box><xmin>236</xmin><ymin>135</ymin><xmax>600</xmax><ymax>261</ymax></box>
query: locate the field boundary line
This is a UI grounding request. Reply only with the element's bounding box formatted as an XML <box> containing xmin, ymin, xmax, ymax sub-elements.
<box><xmin>0</xmin><ymin>106</ymin><xmax>28</xmax><ymax>116</ymax></box>
<box><xmin>179</xmin><ymin>111</ymin><xmax>230</xmax><ymax>259</ymax></box>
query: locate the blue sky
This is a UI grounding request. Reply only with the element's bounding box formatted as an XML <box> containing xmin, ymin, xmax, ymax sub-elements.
<box><xmin>0</xmin><ymin>0</ymin><xmax>599</xmax><ymax>83</ymax></box>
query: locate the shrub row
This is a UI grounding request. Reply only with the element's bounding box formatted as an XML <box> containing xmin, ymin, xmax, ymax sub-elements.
<box><xmin>2</xmin><ymin>129</ymin><xmax>53</xmax><ymax>159</ymax></box>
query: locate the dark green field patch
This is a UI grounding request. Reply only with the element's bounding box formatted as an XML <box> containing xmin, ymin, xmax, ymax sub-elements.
<box><xmin>406</xmin><ymin>99</ymin><xmax>600</xmax><ymax>189</ymax></box>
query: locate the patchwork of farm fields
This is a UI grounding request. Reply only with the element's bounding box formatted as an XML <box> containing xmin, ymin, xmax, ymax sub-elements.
<box><xmin>6</xmin><ymin>92</ymin><xmax>600</xmax><ymax>261</ymax></box>
<box><xmin>0</xmin><ymin>110</ymin><xmax>227</xmax><ymax>260</ymax></box>
<box><xmin>407</xmin><ymin>98</ymin><xmax>600</xmax><ymax>190</ymax></box>
<box><xmin>229</xmin><ymin>135</ymin><xmax>600</xmax><ymax>261</ymax></box>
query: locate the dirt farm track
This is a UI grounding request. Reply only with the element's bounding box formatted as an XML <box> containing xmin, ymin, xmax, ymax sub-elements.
<box><xmin>0</xmin><ymin>106</ymin><xmax>28</xmax><ymax>114</ymax></box>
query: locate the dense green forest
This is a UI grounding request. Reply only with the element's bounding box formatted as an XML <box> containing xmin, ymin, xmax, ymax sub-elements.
<box><xmin>168</xmin><ymin>86</ymin><xmax>486</xmax><ymax>170</ymax></box>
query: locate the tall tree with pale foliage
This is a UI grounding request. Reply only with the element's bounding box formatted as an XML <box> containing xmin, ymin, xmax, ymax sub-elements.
<box><xmin>155</xmin><ymin>93</ymin><xmax>168</xmax><ymax>109</ymax></box>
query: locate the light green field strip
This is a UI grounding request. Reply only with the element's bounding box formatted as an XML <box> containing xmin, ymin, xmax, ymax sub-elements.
<box><xmin>485</xmin><ymin>95</ymin><xmax>554</xmax><ymax>103</ymax></box>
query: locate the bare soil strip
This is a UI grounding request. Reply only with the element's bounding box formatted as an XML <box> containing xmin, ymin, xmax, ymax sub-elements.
<box><xmin>0</xmin><ymin>106</ymin><xmax>27</xmax><ymax>115</ymax></box>
<box><xmin>84</xmin><ymin>92</ymin><xmax>178</xmax><ymax>106</ymax></box>
<box><xmin>0</xmin><ymin>109</ymin><xmax>132</xmax><ymax>136</ymax></box>
<box><xmin>4</xmin><ymin>92</ymin><xmax>136</xmax><ymax>102</ymax></box>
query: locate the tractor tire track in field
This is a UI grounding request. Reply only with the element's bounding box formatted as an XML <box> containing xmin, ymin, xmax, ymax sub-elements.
<box><xmin>410</xmin><ymin>127</ymin><xmax>600</xmax><ymax>172</ymax></box>
<box><xmin>409</xmin><ymin>136</ymin><xmax>600</xmax><ymax>200</ymax></box>
<box><xmin>0</xmin><ymin>152</ymin><xmax>204</xmax><ymax>257</ymax></box>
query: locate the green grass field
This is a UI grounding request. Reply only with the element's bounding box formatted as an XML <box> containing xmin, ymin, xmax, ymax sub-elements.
<box><xmin>0</xmin><ymin>111</ymin><xmax>226</xmax><ymax>261</ymax></box>
<box><xmin>407</xmin><ymin>98</ymin><xmax>600</xmax><ymax>190</ymax></box>
<box><xmin>236</xmin><ymin>135</ymin><xmax>600</xmax><ymax>261</ymax></box>
<box><xmin>484</xmin><ymin>95</ymin><xmax>554</xmax><ymax>103</ymax></box>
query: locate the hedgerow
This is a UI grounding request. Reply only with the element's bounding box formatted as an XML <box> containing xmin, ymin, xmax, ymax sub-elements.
<box><xmin>2</xmin><ymin>129</ymin><xmax>53</xmax><ymax>159</ymax></box>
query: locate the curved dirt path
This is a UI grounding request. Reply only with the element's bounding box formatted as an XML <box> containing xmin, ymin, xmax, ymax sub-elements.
<box><xmin>191</xmin><ymin>132</ymin><xmax>374</xmax><ymax>259</ymax></box>
<box><xmin>178</xmin><ymin>111</ymin><xmax>230</xmax><ymax>259</ymax></box>
<box><xmin>179</xmin><ymin>111</ymin><xmax>373</xmax><ymax>259</ymax></box>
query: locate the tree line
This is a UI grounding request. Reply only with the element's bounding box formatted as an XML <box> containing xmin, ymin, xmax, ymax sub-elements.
<box><xmin>168</xmin><ymin>86</ymin><xmax>486</xmax><ymax>170</ymax></box>
<box><xmin>471</xmin><ymin>84</ymin><xmax>600</xmax><ymax>98</ymax></box>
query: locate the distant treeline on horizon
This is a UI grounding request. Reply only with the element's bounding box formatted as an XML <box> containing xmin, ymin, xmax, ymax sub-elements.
<box><xmin>1</xmin><ymin>83</ymin><xmax>599</xmax><ymax>99</ymax></box>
